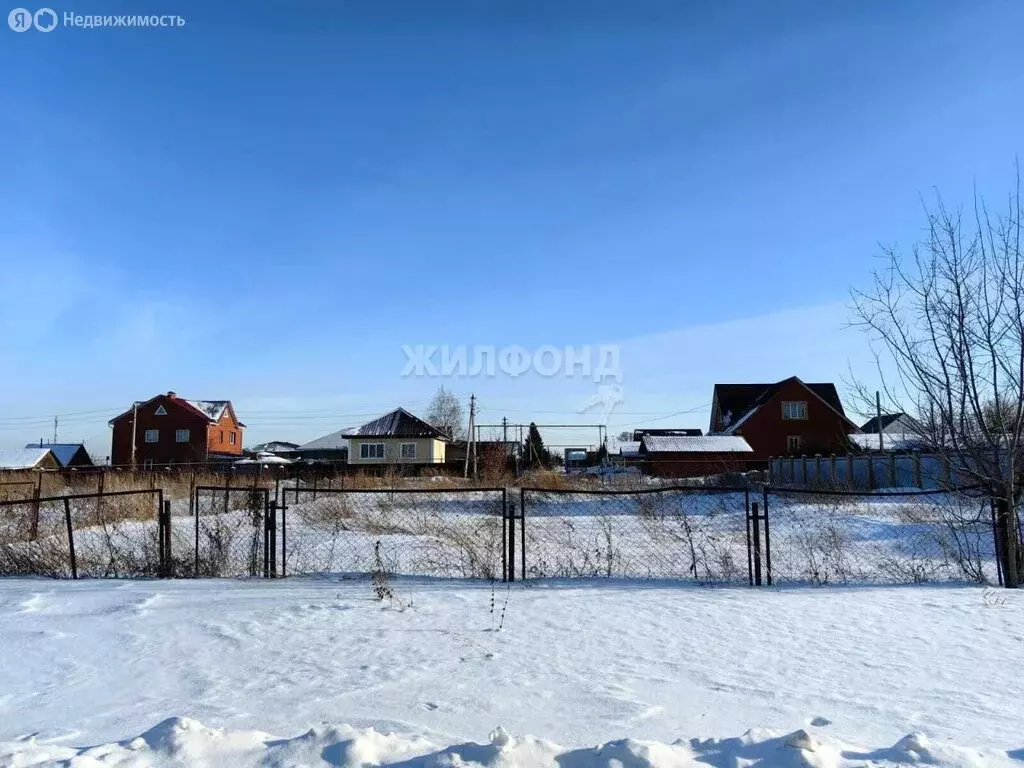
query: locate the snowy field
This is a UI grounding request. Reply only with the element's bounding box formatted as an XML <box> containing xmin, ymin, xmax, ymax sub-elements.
<box><xmin>0</xmin><ymin>578</ymin><xmax>1022</xmax><ymax>766</ymax></box>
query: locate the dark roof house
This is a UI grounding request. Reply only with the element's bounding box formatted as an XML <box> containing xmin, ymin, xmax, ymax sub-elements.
<box><xmin>860</xmin><ymin>413</ymin><xmax>920</xmax><ymax>434</ymax></box>
<box><xmin>709</xmin><ymin>376</ymin><xmax>859</xmax><ymax>460</ymax></box>
<box><xmin>343</xmin><ymin>408</ymin><xmax>450</xmax><ymax>466</ymax></box>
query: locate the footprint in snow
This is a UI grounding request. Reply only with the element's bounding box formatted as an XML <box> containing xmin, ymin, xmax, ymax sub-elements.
<box><xmin>810</xmin><ymin>716</ymin><xmax>832</xmax><ymax>727</ymax></box>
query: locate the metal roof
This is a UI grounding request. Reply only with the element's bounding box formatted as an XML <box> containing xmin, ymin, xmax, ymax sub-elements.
<box><xmin>642</xmin><ymin>435</ymin><xmax>753</xmax><ymax>453</ymax></box>
<box><xmin>295</xmin><ymin>428</ymin><xmax>355</xmax><ymax>452</ymax></box>
<box><xmin>860</xmin><ymin>413</ymin><xmax>918</xmax><ymax>433</ymax></box>
<box><xmin>341</xmin><ymin>408</ymin><xmax>447</xmax><ymax>440</ymax></box>
<box><xmin>23</xmin><ymin>443</ymin><xmax>91</xmax><ymax>467</ymax></box>
<box><xmin>0</xmin><ymin>447</ymin><xmax>54</xmax><ymax>469</ymax></box>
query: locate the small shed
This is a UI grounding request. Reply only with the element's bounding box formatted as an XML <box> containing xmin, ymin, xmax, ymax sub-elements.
<box><xmin>24</xmin><ymin>442</ymin><xmax>94</xmax><ymax>469</ymax></box>
<box><xmin>639</xmin><ymin>435</ymin><xmax>754</xmax><ymax>478</ymax></box>
<box><xmin>0</xmin><ymin>447</ymin><xmax>60</xmax><ymax>471</ymax></box>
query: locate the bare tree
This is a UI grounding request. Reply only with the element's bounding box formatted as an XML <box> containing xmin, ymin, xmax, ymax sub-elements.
<box><xmin>850</xmin><ymin>169</ymin><xmax>1024</xmax><ymax>586</ymax></box>
<box><xmin>616</xmin><ymin>431</ymin><xmax>633</xmax><ymax>443</ymax></box>
<box><xmin>426</xmin><ymin>386</ymin><xmax>465</xmax><ymax>441</ymax></box>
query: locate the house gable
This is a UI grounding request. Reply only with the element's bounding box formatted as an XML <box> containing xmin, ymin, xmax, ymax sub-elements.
<box><xmin>710</xmin><ymin>377</ymin><xmax>857</xmax><ymax>460</ymax></box>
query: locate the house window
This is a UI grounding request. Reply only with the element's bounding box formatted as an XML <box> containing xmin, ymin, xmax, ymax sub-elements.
<box><xmin>787</xmin><ymin>435</ymin><xmax>803</xmax><ymax>453</ymax></box>
<box><xmin>782</xmin><ymin>401</ymin><xmax>808</xmax><ymax>420</ymax></box>
<box><xmin>219</xmin><ymin>430</ymin><xmax>224</xmax><ymax>443</ymax></box>
<box><xmin>175</xmin><ymin>429</ymin><xmax>190</xmax><ymax>443</ymax></box>
<box><xmin>360</xmin><ymin>442</ymin><xmax>385</xmax><ymax>459</ymax></box>
<box><xmin>400</xmin><ymin>442</ymin><xmax>417</xmax><ymax>460</ymax></box>
<box><xmin>229</xmin><ymin>432</ymin><xmax>236</xmax><ymax>445</ymax></box>
<box><xmin>144</xmin><ymin>429</ymin><xmax>159</xmax><ymax>443</ymax></box>
<box><xmin>154</xmin><ymin>405</ymin><xmax>167</xmax><ymax>416</ymax></box>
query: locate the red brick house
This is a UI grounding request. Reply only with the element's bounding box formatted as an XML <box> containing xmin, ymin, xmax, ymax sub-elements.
<box><xmin>109</xmin><ymin>391</ymin><xmax>245</xmax><ymax>468</ymax></box>
<box><xmin>708</xmin><ymin>377</ymin><xmax>858</xmax><ymax>461</ymax></box>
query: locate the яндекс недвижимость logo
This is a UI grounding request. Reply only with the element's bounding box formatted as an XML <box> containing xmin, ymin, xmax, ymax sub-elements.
<box><xmin>8</xmin><ymin>7</ymin><xmax>56</xmax><ymax>31</ymax></box>
<box><xmin>8</xmin><ymin>8</ymin><xmax>183</xmax><ymax>30</ymax></box>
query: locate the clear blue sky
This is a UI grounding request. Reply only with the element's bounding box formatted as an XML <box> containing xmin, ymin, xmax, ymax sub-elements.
<box><xmin>1</xmin><ymin>0</ymin><xmax>1022</xmax><ymax>455</ymax></box>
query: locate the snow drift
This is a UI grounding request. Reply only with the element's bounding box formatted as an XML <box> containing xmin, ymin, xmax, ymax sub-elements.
<box><xmin>2</xmin><ymin>716</ymin><xmax>1018</xmax><ymax>767</ymax></box>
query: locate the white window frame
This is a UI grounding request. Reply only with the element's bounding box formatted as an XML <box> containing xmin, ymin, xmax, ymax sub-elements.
<box><xmin>360</xmin><ymin>442</ymin><xmax>385</xmax><ymax>460</ymax></box>
<box><xmin>175</xmin><ymin>429</ymin><xmax>190</xmax><ymax>443</ymax></box>
<box><xmin>782</xmin><ymin>401</ymin><xmax>808</xmax><ymax>420</ymax></box>
<box><xmin>154</xmin><ymin>405</ymin><xmax>167</xmax><ymax>416</ymax></box>
<box><xmin>229</xmin><ymin>432</ymin><xmax>236</xmax><ymax>445</ymax></box>
<box><xmin>400</xmin><ymin>442</ymin><xmax>417</xmax><ymax>460</ymax></box>
<box><xmin>144</xmin><ymin>429</ymin><xmax>159</xmax><ymax>443</ymax></box>
<box><xmin>787</xmin><ymin>435</ymin><xmax>803</xmax><ymax>453</ymax></box>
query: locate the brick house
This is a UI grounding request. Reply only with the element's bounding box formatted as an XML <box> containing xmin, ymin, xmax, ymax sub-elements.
<box><xmin>708</xmin><ymin>377</ymin><xmax>858</xmax><ymax>461</ymax></box>
<box><xmin>109</xmin><ymin>391</ymin><xmax>245</xmax><ymax>468</ymax></box>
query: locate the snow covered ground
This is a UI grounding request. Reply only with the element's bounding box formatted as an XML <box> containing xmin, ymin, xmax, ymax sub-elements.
<box><xmin>0</xmin><ymin>577</ymin><xmax>1022</xmax><ymax>766</ymax></box>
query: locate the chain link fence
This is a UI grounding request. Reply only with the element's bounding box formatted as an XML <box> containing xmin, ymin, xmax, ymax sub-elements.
<box><xmin>763</xmin><ymin>487</ymin><xmax>999</xmax><ymax>585</ymax></box>
<box><xmin>0</xmin><ymin>481</ymin><xmax>1006</xmax><ymax>588</ymax></box>
<box><xmin>520</xmin><ymin>487</ymin><xmax>751</xmax><ymax>583</ymax></box>
<box><xmin>279</xmin><ymin>487</ymin><xmax>506</xmax><ymax>579</ymax></box>
<box><xmin>0</xmin><ymin>490</ymin><xmax>164</xmax><ymax>578</ymax></box>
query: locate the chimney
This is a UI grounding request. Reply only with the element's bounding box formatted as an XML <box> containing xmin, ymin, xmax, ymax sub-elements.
<box><xmin>167</xmin><ymin>391</ymin><xmax>177</xmax><ymax>398</ymax></box>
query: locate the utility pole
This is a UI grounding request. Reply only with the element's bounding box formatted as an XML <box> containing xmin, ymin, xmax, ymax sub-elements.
<box><xmin>464</xmin><ymin>394</ymin><xmax>477</xmax><ymax>479</ymax></box>
<box><xmin>502</xmin><ymin>416</ymin><xmax>508</xmax><ymax>468</ymax></box>
<box><xmin>131</xmin><ymin>401</ymin><xmax>139</xmax><ymax>470</ymax></box>
<box><xmin>52</xmin><ymin>416</ymin><xmax>58</xmax><ymax>445</ymax></box>
<box><xmin>876</xmin><ymin>391</ymin><xmax>884</xmax><ymax>452</ymax></box>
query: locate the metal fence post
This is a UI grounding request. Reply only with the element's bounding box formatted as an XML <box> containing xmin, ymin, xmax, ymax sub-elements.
<box><xmin>162</xmin><ymin>499</ymin><xmax>172</xmax><ymax>577</ymax></box>
<box><xmin>750</xmin><ymin>501</ymin><xmax>762</xmax><ymax>586</ymax></box>
<box><xmin>745</xmin><ymin>487</ymin><xmax>753</xmax><ymax>586</ymax></box>
<box><xmin>29</xmin><ymin>485</ymin><xmax>40</xmax><ymax>541</ymax></box>
<box><xmin>63</xmin><ymin>497</ymin><xmax>77</xmax><ymax>580</ymax></box>
<box><xmin>158</xmin><ymin>497</ymin><xmax>166</xmax><ymax>575</ymax></box>
<box><xmin>762</xmin><ymin>486</ymin><xmax>772</xmax><ymax>586</ymax></box>
<box><xmin>507</xmin><ymin>500</ymin><xmax>516</xmax><ymax>582</ymax></box>
<box><xmin>268</xmin><ymin>497</ymin><xmax>277</xmax><ymax>578</ymax></box>
<box><xmin>520</xmin><ymin>491</ymin><xmax>526</xmax><ymax>581</ymax></box>
<box><xmin>280</xmin><ymin>491</ymin><xmax>288</xmax><ymax>578</ymax></box>
<box><xmin>194</xmin><ymin>487</ymin><xmax>200</xmax><ymax>577</ymax></box>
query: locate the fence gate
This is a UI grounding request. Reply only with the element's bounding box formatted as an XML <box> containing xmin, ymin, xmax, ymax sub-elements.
<box><xmin>193</xmin><ymin>485</ymin><xmax>270</xmax><ymax>577</ymax></box>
